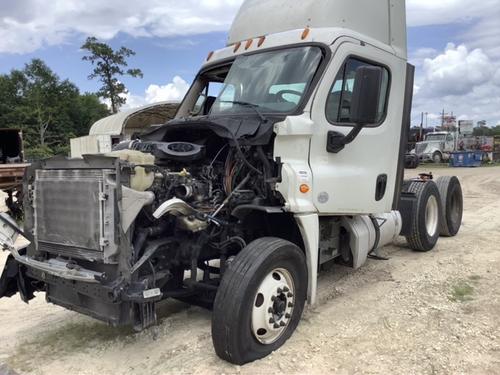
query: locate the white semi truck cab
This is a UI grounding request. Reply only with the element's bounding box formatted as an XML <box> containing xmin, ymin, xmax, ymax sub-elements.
<box><xmin>413</xmin><ymin>131</ymin><xmax>457</xmax><ymax>163</ymax></box>
<box><xmin>0</xmin><ymin>0</ymin><xmax>463</xmax><ymax>365</ymax></box>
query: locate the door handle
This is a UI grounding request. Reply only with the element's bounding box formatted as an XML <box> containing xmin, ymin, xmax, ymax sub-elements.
<box><xmin>375</xmin><ymin>174</ymin><xmax>387</xmax><ymax>201</ymax></box>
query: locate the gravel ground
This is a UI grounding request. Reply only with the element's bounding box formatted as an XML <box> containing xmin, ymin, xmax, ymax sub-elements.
<box><xmin>0</xmin><ymin>166</ymin><xmax>499</xmax><ymax>375</ymax></box>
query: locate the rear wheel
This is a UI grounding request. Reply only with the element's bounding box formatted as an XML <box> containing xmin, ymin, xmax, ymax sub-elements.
<box><xmin>436</xmin><ymin>176</ymin><xmax>463</xmax><ymax>237</ymax></box>
<box><xmin>405</xmin><ymin>180</ymin><xmax>442</xmax><ymax>251</ymax></box>
<box><xmin>212</xmin><ymin>237</ymin><xmax>307</xmax><ymax>365</ymax></box>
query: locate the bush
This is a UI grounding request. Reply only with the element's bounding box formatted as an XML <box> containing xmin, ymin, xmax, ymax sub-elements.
<box><xmin>25</xmin><ymin>146</ymin><xmax>54</xmax><ymax>161</ymax></box>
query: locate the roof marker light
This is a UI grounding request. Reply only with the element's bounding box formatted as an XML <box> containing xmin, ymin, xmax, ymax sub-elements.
<box><xmin>233</xmin><ymin>42</ymin><xmax>242</xmax><ymax>53</ymax></box>
<box><xmin>257</xmin><ymin>36</ymin><xmax>266</xmax><ymax>47</ymax></box>
<box><xmin>245</xmin><ymin>39</ymin><xmax>253</xmax><ymax>50</ymax></box>
<box><xmin>206</xmin><ymin>51</ymin><xmax>214</xmax><ymax>61</ymax></box>
<box><xmin>301</xmin><ymin>27</ymin><xmax>310</xmax><ymax>40</ymax></box>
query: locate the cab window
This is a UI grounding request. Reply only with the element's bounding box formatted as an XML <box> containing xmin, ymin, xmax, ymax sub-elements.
<box><xmin>326</xmin><ymin>57</ymin><xmax>390</xmax><ymax>127</ymax></box>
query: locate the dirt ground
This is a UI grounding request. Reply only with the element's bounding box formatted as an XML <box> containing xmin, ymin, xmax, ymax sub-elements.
<box><xmin>1</xmin><ymin>166</ymin><xmax>499</xmax><ymax>375</ymax></box>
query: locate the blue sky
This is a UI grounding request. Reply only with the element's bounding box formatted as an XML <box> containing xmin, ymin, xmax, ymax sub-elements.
<box><xmin>1</xmin><ymin>0</ymin><xmax>500</xmax><ymax>126</ymax></box>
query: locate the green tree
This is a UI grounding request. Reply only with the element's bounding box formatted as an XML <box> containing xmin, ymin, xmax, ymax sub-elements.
<box><xmin>473</xmin><ymin>127</ymin><xmax>492</xmax><ymax>136</ymax></box>
<box><xmin>72</xmin><ymin>93</ymin><xmax>110</xmax><ymax>136</ymax></box>
<box><xmin>0</xmin><ymin>70</ymin><xmax>28</xmax><ymax>129</ymax></box>
<box><xmin>81</xmin><ymin>37</ymin><xmax>143</xmax><ymax>113</ymax></box>
<box><xmin>21</xmin><ymin>59</ymin><xmax>80</xmax><ymax>148</ymax></box>
<box><xmin>0</xmin><ymin>58</ymin><xmax>110</xmax><ymax>159</ymax></box>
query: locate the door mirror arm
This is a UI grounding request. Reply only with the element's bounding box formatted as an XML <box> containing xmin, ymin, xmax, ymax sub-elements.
<box><xmin>326</xmin><ymin>123</ymin><xmax>365</xmax><ymax>153</ymax></box>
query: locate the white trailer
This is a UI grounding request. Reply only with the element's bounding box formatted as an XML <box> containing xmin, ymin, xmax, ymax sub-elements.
<box><xmin>0</xmin><ymin>0</ymin><xmax>463</xmax><ymax>366</ymax></box>
<box><xmin>69</xmin><ymin>101</ymin><xmax>179</xmax><ymax>158</ymax></box>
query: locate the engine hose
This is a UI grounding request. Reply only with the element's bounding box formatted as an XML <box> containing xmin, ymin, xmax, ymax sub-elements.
<box><xmin>256</xmin><ymin>146</ymin><xmax>271</xmax><ymax>180</ymax></box>
<box><xmin>211</xmin><ymin>174</ymin><xmax>251</xmax><ymax>217</ymax></box>
<box><xmin>228</xmin><ymin>131</ymin><xmax>262</xmax><ymax>175</ymax></box>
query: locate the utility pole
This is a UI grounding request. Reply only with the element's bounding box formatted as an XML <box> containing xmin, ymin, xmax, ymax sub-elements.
<box><xmin>420</xmin><ymin>112</ymin><xmax>424</xmax><ymax>140</ymax></box>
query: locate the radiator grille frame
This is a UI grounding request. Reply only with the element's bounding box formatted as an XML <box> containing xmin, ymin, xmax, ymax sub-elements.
<box><xmin>34</xmin><ymin>169</ymin><xmax>118</xmax><ymax>263</ymax></box>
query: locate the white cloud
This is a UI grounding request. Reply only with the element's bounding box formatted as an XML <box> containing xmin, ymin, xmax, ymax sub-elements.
<box><xmin>412</xmin><ymin>44</ymin><xmax>500</xmax><ymax>126</ymax></box>
<box><xmin>407</xmin><ymin>0</ymin><xmax>500</xmax><ymax>59</ymax></box>
<box><xmin>420</xmin><ymin>43</ymin><xmax>496</xmax><ymax>97</ymax></box>
<box><xmin>1</xmin><ymin>0</ymin><xmax>499</xmax><ymax>57</ymax></box>
<box><xmin>144</xmin><ymin>76</ymin><xmax>190</xmax><ymax>103</ymax></box>
<box><xmin>0</xmin><ymin>0</ymin><xmax>243</xmax><ymax>54</ymax></box>
<box><xmin>409</xmin><ymin>47</ymin><xmax>438</xmax><ymax>68</ymax></box>
<box><xmin>119</xmin><ymin>76</ymin><xmax>189</xmax><ymax>111</ymax></box>
<box><xmin>406</xmin><ymin>0</ymin><xmax>499</xmax><ymax>27</ymax></box>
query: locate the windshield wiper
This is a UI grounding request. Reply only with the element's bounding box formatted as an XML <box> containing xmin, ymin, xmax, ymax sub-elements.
<box><xmin>218</xmin><ymin>101</ymin><xmax>268</xmax><ymax>122</ymax></box>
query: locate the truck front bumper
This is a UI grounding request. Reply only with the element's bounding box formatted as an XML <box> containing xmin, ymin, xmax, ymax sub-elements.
<box><xmin>5</xmin><ymin>245</ymin><xmax>104</xmax><ymax>283</ymax></box>
<box><xmin>0</xmin><ymin>244</ymin><xmax>163</xmax><ymax>327</ymax></box>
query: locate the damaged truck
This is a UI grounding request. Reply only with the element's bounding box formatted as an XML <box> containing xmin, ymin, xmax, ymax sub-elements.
<box><xmin>0</xmin><ymin>0</ymin><xmax>463</xmax><ymax>365</ymax></box>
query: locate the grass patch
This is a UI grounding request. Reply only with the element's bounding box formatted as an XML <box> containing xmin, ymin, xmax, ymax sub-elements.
<box><xmin>450</xmin><ymin>280</ymin><xmax>475</xmax><ymax>302</ymax></box>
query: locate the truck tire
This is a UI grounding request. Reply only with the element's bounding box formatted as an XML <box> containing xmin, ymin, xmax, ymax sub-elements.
<box><xmin>405</xmin><ymin>180</ymin><xmax>442</xmax><ymax>252</ymax></box>
<box><xmin>432</xmin><ymin>151</ymin><xmax>443</xmax><ymax>164</ymax></box>
<box><xmin>436</xmin><ymin>176</ymin><xmax>463</xmax><ymax>237</ymax></box>
<box><xmin>212</xmin><ymin>237</ymin><xmax>307</xmax><ymax>365</ymax></box>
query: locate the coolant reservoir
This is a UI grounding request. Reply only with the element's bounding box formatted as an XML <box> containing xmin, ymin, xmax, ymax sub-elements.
<box><xmin>106</xmin><ymin>150</ymin><xmax>155</xmax><ymax>191</ymax></box>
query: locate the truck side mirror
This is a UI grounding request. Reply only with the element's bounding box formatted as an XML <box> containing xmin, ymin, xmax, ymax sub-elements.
<box><xmin>350</xmin><ymin>66</ymin><xmax>383</xmax><ymax>125</ymax></box>
<box><xmin>327</xmin><ymin>66</ymin><xmax>384</xmax><ymax>154</ymax></box>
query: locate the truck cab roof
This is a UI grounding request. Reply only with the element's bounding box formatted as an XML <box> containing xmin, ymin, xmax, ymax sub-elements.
<box><xmin>227</xmin><ymin>0</ymin><xmax>406</xmax><ymax>58</ymax></box>
<box><xmin>203</xmin><ymin>0</ymin><xmax>407</xmax><ymax>69</ymax></box>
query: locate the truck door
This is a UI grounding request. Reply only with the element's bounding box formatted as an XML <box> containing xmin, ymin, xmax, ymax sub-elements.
<box><xmin>445</xmin><ymin>133</ymin><xmax>455</xmax><ymax>152</ymax></box>
<box><xmin>309</xmin><ymin>40</ymin><xmax>407</xmax><ymax>215</ymax></box>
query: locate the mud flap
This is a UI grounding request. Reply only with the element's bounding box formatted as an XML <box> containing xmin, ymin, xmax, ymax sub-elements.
<box><xmin>0</xmin><ymin>253</ymin><xmax>37</xmax><ymax>302</ymax></box>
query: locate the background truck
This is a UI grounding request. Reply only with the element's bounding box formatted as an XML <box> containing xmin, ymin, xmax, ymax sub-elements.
<box><xmin>0</xmin><ymin>0</ymin><xmax>464</xmax><ymax>366</ymax></box>
<box><xmin>0</xmin><ymin>129</ymin><xmax>29</xmax><ymax>217</ymax></box>
<box><xmin>412</xmin><ymin>131</ymin><xmax>456</xmax><ymax>163</ymax></box>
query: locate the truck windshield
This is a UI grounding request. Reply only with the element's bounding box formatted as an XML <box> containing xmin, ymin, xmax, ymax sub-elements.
<box><xmin>209</xmin><ymin>46</ymin><xmax>323</xmax><ymax>115</ymax></box>
<box><xmin>425</xmin><ymin>134</ymin><xmax>446</xmax><ymax>141</ymax></box>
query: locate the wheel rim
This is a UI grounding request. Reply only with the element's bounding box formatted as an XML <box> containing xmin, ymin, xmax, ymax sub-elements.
<box><xmin>251</xmin><ymin>268</ymin><xmax>295</xmax><ymax>345</ymax></box>
<box><xmin>425</xmin><ymin>195</ymin><xmax>439</xmax><ymax>236</ymax></box>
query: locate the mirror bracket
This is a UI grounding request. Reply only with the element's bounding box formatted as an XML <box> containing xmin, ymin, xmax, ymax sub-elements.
<box><xmin>326</xmin><ymin>123</ymin><xmax>365</xmax><ymax>154</ymax></box>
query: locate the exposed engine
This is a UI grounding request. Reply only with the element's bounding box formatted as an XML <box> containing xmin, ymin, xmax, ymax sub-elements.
<box><xmin>6</xmin><ymin>120</ymin><xmax>289</xmax><ymax>331</ymax></box>
<box><xmin>116</xmin><ymin>133</ymin><xmax>281</xmax><ymax>225</ymax></box>
<box><xmin>105</xmin><ymin>128</ymin><xmax>285</xmax><ymax>327</ymax></box>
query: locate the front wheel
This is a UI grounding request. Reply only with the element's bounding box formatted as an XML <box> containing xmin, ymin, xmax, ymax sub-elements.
<box><xmin>432</xmin><ymin>151</ymin><xmax>443</xmax><ymax>164</ymax></box>
<box><xmin>211</xmin><ymin>237</ymin><xmax>307</xmax><ymax>365</ymax></box>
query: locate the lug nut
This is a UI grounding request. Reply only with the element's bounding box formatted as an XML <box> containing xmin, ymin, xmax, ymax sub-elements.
<box><xmin>269</xmin><ymin>318</ymin><xmax>275</xmax><ymax>324</ymax></box>
<box><xmin>273</xmin><ymin>323</ymin><xmax>280</xmax><ymax>329</ymax></box>
<box><xmin>280</xmin><ymin>321</ymin><xmax>286</xmax><ymax>327</ymax></box>
<box><xmin>287</xmin><ymin>292</ymin><xmax>293</xmax><ymax>298</ymax></box>
<box><xmin>271</xmin><ymin>296</ymin><xmax>276</xmax><ymax>301</ymax></box>
<box><xmin>288</xmin><ymin>302</ymin><xmax>294</xmax><ymax>308</ymax></box>
<box><xmin>285</xmin><ymin>313</ymin><xmax>291</xmax><ymax>319</ymax></box>
<box><xmin>268</xmin><ymin>307</ymin><xmax>273</xmax><ymax>313</ymax></box>
<box><xmin>277</xmin><ymin>288</ymin><xmax>283</xmax><ymax>294</ymax></box>
<box><xmin>283</xmin><ymin>287</ymin><xmax>289</xmax><ymax>292</ymax></box>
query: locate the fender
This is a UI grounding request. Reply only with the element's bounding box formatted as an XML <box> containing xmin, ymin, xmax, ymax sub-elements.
<box><xmin>294</xmin><ymin>213</ymin><xmax>319</xmax><ymax>305</ymax></box>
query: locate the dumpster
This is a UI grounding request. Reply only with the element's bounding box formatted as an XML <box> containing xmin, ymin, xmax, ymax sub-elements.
<box><xmin>449</xmin><ymin>151</ymin><xmax>483</xmax><ymax>167</ymax></box>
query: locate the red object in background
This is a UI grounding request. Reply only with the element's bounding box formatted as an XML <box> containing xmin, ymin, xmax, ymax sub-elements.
<box><xmin>481</xmin><ymin>144</ymin><xmax>493</xmax><ymax>152</ymax></box>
